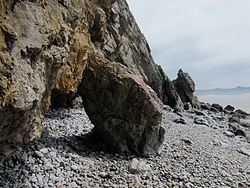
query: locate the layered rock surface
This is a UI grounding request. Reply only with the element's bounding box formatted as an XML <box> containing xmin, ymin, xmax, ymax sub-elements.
<box><xmin>0</xmin><ymin>0</ymin><xmax>198</xmax><ymax>156</ymax></box>
<box><xmin>0</xmin><ymin>0</ymin><xmax>168</xmax><ymax>156</ymax></box>
<box><xmin>78</xmin><ymin>56</ymin><xmax>165</xmax><ymax>156</ymax></box>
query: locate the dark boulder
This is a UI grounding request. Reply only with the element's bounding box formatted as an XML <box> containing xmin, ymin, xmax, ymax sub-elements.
<box><xmin>78</xmin><ymin>58</ymin><xmax>165</xmax><ymax>157</ymax></box>
<box><xmin>235</xmin><ymin>109</ymin><xmax>249</xmax><ymax>119</ymax></box>
<box><xmin>224</xmin><ymin>105</ymin><xmax>235</xmax><ymax>112</ymax></box>
<box><xmin>212</xmin><ymin>104</ymin><xmax>223</xmax><ymax>112</ymax></box>
<box><xmin>200</xmin><ymin>102</ymin><xmax>211</xmax><ymax>110</ymax></box>
<box><xmin>210</xmin><ymin>107</ymin><xmax>220</xmax><ymax>113</ymax></box>
<box><xmin>173</xmin><ymin>69</ymin><xmax>199</xmax><ymax>106</ymax></box>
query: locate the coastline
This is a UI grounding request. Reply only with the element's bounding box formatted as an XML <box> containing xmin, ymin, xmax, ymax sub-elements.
<box><xmin>197</xmin><ymin>93</ymin><xmax>250</xmax><ymax>113</ymax></box>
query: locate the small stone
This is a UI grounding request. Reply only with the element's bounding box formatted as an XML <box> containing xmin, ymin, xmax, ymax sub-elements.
<box><xmin>163</xmin><ymin>105</ymin><xmax>173</xmax><ymax>112</ymax></box>
<box><xmin>181</xmin><ymin>139</ymin><xmax>192</xmax><ymax>145</ymax></box>
<box><xmin>129</xmin><ymin>158</ymin><xmax>140</xmax><ymax>174</ymax></box>
<box><xmin>170</xmin><ymin>172</ymin><xmax>178</xmax><ymax>179</ymax></box>
<box><xmin>44</xmin><ymin>162</ymin><xmax>53</xmax><ymax>170</ymax></box>
<box><xmin>179</xmin><ymin>174</ymin><xmax>188</xmax><ymax>181</ymax></box>
<box><xmin>134</xmin><ymin>175</ymin><xmax>142</xmax><ymax>186</ymax></box>
<box><xmin>40</xmin><ymin>148</ymin><xmax>49</xmax><ymax>154</ymax></box>
<box><xmin>68</xmin><ymin>182</ymin><xmax>78</xmax><ymax>188</ymax></box>
<box><xmin>71</xmin><ymin>165</ymin><xmax>78</xmax><ymax>171</ymax></box>
<box><xmin>20</xmin><ymin>152</ymin><xmax>27</xmax><ymax>162</ymax></box>
<box><xmin>224</xmin><ymin>105</ymin><xmax>235</xmax><ymax>112</ymax></box>
<box><xmin>184</xmin><ymin>102</ymin><xmax>192</xmax><ymax>110</ymax></box>
<box><xmin>210</xmin><ymin>107</ymin><xmax>219</xmax><ymax>113</ymax></box>
<box><xmin>194</xmin><ymin>117</ymin><xmax>209</xmax><ymax>126</ymax></box>
<box><xmin>99</xmin><ymin>172</ymin><xmax>112</xmax><ymax>179</ymax></box>
<box><xmin>213</xmin><ymin>140</ymin><xmax>229</xmax><ymax>148</ymax></box>
<box><xmin>224</xmin><ymin>131</ymin><xmax>235</xmax><ymax>137</ymax></box>
<box><xmin>48</xmin><ymin>182</ymin><xmax>54</xmax><ymax>187</ymax></box>
<box><xmin>48</xmin><ymin>151</ymin><xmax>57</xmax><ymax>158</ymax></box>
<box><xmin>34</xmin><ymin>151</ymin><xmax>44</xmax><ymax>158</ymax></box>
<box><xmin>212</xmin><ymin>103</ymin><xmax>223</xmax><ymax>112</ymax></box>
<box><xmin>30</xmin><ymin>177</ymin><xmax>38</xmax><ymax>183</ymax></box>
<box><xmin>22</xmin><ymin>169</ymin><xmax>29</xmax><ymax>176</ymax></box>
<box><xmin>57</xmin><ymin>184</ymin><xmax>63</xmax><ymax>188</ymax></box>
<box><xmin>129</xmin><ymin>158</ymin><xmax>150</xmax><ymax>174</ymax></box>
<box><xmin>200</xmin><ymin>103</ymin><xmax>210</xmax><ymax>110</ymax></box>
<box><xmin>174</xmin><ymin>118</ymin><xmax>187</xmax><ymax>124</ymax></box>
<box><xmin>37</xmin><ymin>175</ymin><xmax>43</xmax><ymax>182</ymax></box>
<box><xmin>137</xmin><ymin>160</ymin><xmax>150</xmax><ymax>172</ymax></box>
<box><xmin>194</xmin><ymin>110</ymin><xmax>206</xmax><ymax>116</ymax></box>
<box><xmin>185</xmin><ymin>182</ymin><xmax>194</xmax><ymax>188</ymax></box>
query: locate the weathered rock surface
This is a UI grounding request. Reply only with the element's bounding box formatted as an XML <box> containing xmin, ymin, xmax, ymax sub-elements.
<box><xmin>0</xmin><ymin>0</ymin><xmax>171</xmax><ymax>156</ymax></box>
<box><xmin>78</xmin><ymin>57</ymin><xmax>165</xmax><ymax>156</ymax></box>
<box><xmin>224</xmin><ymin>105</ymin><xmax>235</xmax><ymax>112</ymax></box>
<box><xmin>173</xmin><ymin>69</ymin><xmax>199</xmax><ymax>107</ymax></box>
<box><xmin>212</xmin><ymin>103</ymin><xmax>223</xmax><ymax>112</ymax></box>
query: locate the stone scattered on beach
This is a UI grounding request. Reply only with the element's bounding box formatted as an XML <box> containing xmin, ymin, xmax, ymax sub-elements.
<box><xmin>224</xmin><ymin>105</ymin><xmax>235</xmax><ymax>112</ymax></box>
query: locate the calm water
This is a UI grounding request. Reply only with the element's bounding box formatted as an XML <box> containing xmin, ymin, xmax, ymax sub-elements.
<box><xmin>198</xmin><ymin>93</ymin><xmax>250</xmax><ymax>113</ymax></box>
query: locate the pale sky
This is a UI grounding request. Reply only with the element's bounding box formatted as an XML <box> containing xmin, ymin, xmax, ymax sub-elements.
<box><xmin>127</xmin><ymin>0</ymin><xmax>250</xmax><ymax>89</ymax></box>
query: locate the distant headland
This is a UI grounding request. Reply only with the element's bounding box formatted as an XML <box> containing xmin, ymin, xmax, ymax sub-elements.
<box><xmin>196</xmin><ymin>86</ymin><xmax>250</xmax><ymax>95</ymax></box>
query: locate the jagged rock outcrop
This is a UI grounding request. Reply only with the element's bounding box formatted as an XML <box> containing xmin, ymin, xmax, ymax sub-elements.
<box><xmin>0</xmin><ymin>0</ymin><xmax>168</xmax><ymax>156</ymax></box>
<box><xmin>0</xmin><ymin>0</ymin><xmax>199</xmax><ymax>156</ymax></box>
<box><xmin>86</xmin><ymin>0</ymin><xmax>181</xmax><ymax>106</ymax></box>
<box><xmin>173</xmin><ymin>69</ymin><xmax>199</xmax><ymax>107</ymax></box>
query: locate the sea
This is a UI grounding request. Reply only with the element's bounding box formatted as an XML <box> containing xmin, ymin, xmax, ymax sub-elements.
<box><xmin>197</xmin><ymin>93</ymin><xmax>250</xmax><ymax>113</ymax></box>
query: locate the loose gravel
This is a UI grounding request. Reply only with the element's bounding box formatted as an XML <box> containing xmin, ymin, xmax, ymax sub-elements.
<box><xmin>0</xmin><ymin>107</ymin><xmax>249</xmax><ymax>188</ymax></box>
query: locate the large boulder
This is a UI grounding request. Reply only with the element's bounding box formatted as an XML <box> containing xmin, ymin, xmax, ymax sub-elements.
<box><xmin>78</xmin><ymin>57</ymin><xmax>165</xmax><ymax>156</ymax></box>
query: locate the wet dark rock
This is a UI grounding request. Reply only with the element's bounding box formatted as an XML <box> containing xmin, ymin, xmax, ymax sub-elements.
<box><xmin>194</xmin><ymin>109</ymin><xmax>206</xmax><ymax>116</ymax></box>
<box><xmin>200</xmin><ymin>102</ymin><xmax>211</xmax><ymax>110</ymax></box>
<box><xmin>224</xmin><ymin>105</ymin><xmax>235</xmax><ymax>112</ymax></box>
<box><xmin>174</xmin><ymin>118</ymin><xmax>187</xmax><ymax>124</ymax></box>
<box><xmin>212</xmin><ymin>104</ymin><xmax>223</xmax><ymax>112</ymax></box>
<box><xmin>210</xmin><ymin>107</ymin><xmax>220</xmax><ymax>113</ymax></box>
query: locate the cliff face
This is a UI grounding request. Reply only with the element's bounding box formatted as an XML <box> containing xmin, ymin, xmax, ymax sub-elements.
<box><xmin>0</xmin><ymin>0</ymin><xmax>196</xmax><ymax>156</ymax></box>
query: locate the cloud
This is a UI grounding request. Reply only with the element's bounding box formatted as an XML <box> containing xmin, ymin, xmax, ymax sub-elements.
<box><xmin>127</xmin><ymin>0</ymin><xmax>250</xmax><ymax>89</ymax></box>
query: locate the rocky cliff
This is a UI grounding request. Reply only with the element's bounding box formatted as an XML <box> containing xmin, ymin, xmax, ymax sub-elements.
<box><xmin>0</xmin><ymin>0</ymin><xmax>197</xmax><ymax>156</ymax></box>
